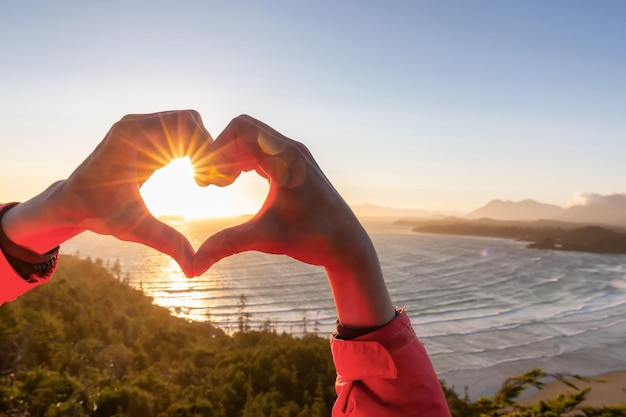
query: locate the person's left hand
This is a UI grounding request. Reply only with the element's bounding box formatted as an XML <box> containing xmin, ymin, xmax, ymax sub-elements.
<box><xmin>3</xmin><ymin>110</ymin><xmax>213</xmax><ymax>277</ymax></box>
<box><xmin>192</xmin><ymin>115</ymin><xmax>394</xmax><ymax>327</ymax></box>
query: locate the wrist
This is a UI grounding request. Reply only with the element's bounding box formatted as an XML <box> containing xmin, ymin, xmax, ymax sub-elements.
<box><xmin>0</xmin><ymin>204</ymin><xmax>60</xmax><ymax>282</ymax></box>
<box><xmin>2</xmin><ymin>180</ymin><xmax>84</xmax><ymax>253</ymax></box>
<box><xmin>335</xmin><ymin>307</ymin><xmax>400</xmax><ymax>339</ymax></box>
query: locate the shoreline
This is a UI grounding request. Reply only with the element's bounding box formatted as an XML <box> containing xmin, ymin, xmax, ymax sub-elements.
<box><xmin>435</xmin><ymin>339</ymin><xmax>626</xmax><ymax>402</ymax></box>
<box><xmin>441</xmin><ymin>366</ymin><xmax>626</xmax><ymax>407</ymax></box>
<box><xmin>391</xmin><ymin>217</ymin><xmax>626</xmax><ymax>256</ymax></box>
<box><xmin>518</xmin><ymin>369</ymin><xmax>626</xmax><ymax>407</ymax></box>
<box><xmin>63</xmin><ymin>228</ymin><xmax>626</xmax><ymax>405</ymax></box>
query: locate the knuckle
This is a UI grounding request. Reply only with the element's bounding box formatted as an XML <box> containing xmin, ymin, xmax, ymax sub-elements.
<box><xmin>117</xmin><ymin>113</ymin><xmax>136</xmax><ymax>122</ymax></box>
<box><xmin>235</xmin><ymin>113</ymin><xmax>252</xmax><ymax>122</ymax></box>
<box><xmin>229</xmin><ymin>114</ymin><xmax>250</xmax><ymax>132</ymax></box>
<box><xmin>296</xmin><ymin>141</ymin><xmax>311</xmax><ymax>154</ymax></box>
<box><xmin>220</xmin><ymin>233</ymin><xmax>239</xmax><ymax>255</ymax></box>
<box><xmin>110</xmin><ymin>119</ymin><xmax>128</xmax><ymax>132</ymax></box>
<box><xmin>181</xmin><ymin>109</ymin><xmax>203</xmax><ymax>128</ymax></box>
<box><xmin>184</xmin><ymin>109</ymin><xmax>201</xmax><ymax>119</ymax></box>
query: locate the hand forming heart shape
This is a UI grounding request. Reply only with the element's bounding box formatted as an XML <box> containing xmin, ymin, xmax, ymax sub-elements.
<box><xmin>189</xmin><ymin>115</ymin><xmax>395</xmax><ymax>327</ymax></box>
<box><xmin>58</xmin><ymin>111</ymin><xmax>372</xmax><ymax>284</ymax></box>
<box><xmin>1</xmin><ymin>109</ymin><xmax>394</xmax><ymax>329</ymax></box>
<box><xmin>52</xmin><ymin>110</ymin><xmax>212</xmax><ymax>277</ymax></box>
<box><xmin>191</xmin><ymin>114</ymin><xmax>372</xmax><ymax>278</ymax></box>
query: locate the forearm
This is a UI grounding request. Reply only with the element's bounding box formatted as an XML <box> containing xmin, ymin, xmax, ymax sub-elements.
<box><xmin>1</xmin><ymin>180</ymin><xmax>85</xmax><ymax>254</ymax></box>
<box><xmin>327</xmin><ymin>236</ymin><xmax>451</xmax><ymax>416</ymax></box>
<box><xmin>325</xmin><ymin>234</ymin><xmax>395</xmax><ymax>329</ymax></box>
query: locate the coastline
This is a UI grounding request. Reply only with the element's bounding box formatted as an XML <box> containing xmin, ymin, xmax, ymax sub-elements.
<box><xmin>434</xmin><ymin>327</ymin><xmax>626</xmax><ymax>402</ymax></box>
<box><xmin>63</xmin><ymin>227</ymin><xmax>626</xmax><ymax>404</ymax></box>
<box><xmin>518</xmin><ymin>370</ymin><xmax>626</xmax><ymax>407</ymax></box>
<box><xmin>392</xmin><ymin>217</ymin><xmax>626</xmax><ymax>255</ymax></box>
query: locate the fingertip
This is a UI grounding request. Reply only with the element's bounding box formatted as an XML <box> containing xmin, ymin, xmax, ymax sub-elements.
<box><xmin>193</xmin><ymin>172</ymin><xmax>238</xmax><ymax>188</ymax></box>
<box><xmin>192</xmin><ymin>169</ymin><xmax>211</xmax><ymax>187</ymax></box>
<box><xmin>193</xmin><ymin>153</ymin><xmax>242</xmax><ymax>187</ymax></box>
<box><xmin>172</xmin><ymin>245</ymin><xmax>196</xmax><ymax>278</ymax></box>
<box><xmin>205</xmin><ymin>168</ymin><xmax>240</xmax><ymax>187</ymax></box>
<box><xmin>179</xmin><ymin>250</ymin><xmax>196</xmax><ymax>278</ymax></box>
<box><xmin>180</xmin><ymin>263</ymin><xmax>195</xmax><ymax>278</ymax></box>
<box><xmin>193</xmin><ymin>256</ymin><xmax>214</xmax><ymax>277</ymax></box>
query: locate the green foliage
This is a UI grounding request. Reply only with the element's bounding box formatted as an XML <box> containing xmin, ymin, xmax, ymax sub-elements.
<box><xmin>579</xmin><ymin>405</ymin><xmax>626</xmax><ymax>417</ymax></box>
<box><xmin>0</xmin><ymin>256</ymin><xmax>335</xmax><ymax>417</ymax></box>
<box><xmin>444</xmin><ymin>368</ymin><xmax>626</xmax><ymax>417</ymax></box>
<box><xmin>441</xmin><ymin>381</ymin><xmax>481</xmax><ymax>416</ymax></box>
<box><xmin>1</xmin><ymin>256</ymin><xmax>625</xmax><ymax>416</ymax></box>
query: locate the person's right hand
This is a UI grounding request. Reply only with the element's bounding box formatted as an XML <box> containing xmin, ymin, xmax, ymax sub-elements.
<box><xmin>2</xmin><ymin>110</ymin><xmax>213</xmax><ymax>277</ymax></box>
<box><xmin>194</xmin><ymin>115</ymin><xmax>395</xmax><ymax>327</ymax></box>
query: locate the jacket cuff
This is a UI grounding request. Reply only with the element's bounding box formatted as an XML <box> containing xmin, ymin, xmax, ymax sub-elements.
<box><xmin>0</xmin><ymin>202</ymin><xmax>57</xmax><ymax>305</ymax></box>
<box><xmin>0</xmin><ymin>249</ymin><xmax>55</xmax><ymax>304</ymax></box>
<box><xmin>330</xmin><ymin>309</ymin><xmax>416</xmax><ymax>381</ymax></box>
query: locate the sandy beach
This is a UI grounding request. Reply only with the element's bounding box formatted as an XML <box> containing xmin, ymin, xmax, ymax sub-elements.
<box><xmin>518</xmin><ymin>370</ymin><xmax>626</xmax><ymax>408</ymax></box>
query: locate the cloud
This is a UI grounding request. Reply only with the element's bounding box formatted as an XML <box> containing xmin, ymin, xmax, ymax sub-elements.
<box><xmin>567</xmin><ymin>192</ymin><xmax>626</xmax><ymax>207</ymax></box>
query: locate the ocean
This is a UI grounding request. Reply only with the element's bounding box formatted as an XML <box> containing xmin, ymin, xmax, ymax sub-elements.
<box><xmin>62</xmin><ymin>218</ymin><xmax>626</xmax><ymax>399</ymax></box>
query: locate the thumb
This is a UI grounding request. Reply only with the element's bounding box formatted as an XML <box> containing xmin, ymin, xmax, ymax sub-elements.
<box><xmin>193</xmin><ymin>221</ymin><xmax>261</xmax><ymax>276</ymax></box>
<box><xmin>118</xmin><ymin>214</ymin><xmax>196</xmax><ymax>278</ymax></box>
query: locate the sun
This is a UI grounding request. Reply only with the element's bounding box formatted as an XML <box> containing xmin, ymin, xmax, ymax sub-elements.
<box><xmin>140</xmin><ymin>157</ymin><xmax>268</xmax><ymax>219</ymax></box>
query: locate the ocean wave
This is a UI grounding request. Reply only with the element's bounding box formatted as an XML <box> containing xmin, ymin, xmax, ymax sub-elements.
<box><xmin>63</xmin><ymin>229</ymin><xmax>626</xmax><ymax>395</ymax></box>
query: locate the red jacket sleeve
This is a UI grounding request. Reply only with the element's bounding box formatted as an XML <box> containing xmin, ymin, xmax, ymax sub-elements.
<box><xmin>330</xmin><ymin>309</ymin><xmax>451</xmax><ymax>417</ymax></box>
<box><xmin>0</xmin><ymin>203</ymin><xmax>56</xmax><ymax>306</ymax></box>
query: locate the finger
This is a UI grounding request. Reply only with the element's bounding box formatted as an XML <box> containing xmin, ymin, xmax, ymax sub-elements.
<box><xmin>155</xmin><ymin>109</ymin><xmax>214</xmax><ymax>163</ymax></box>
<box><xmin>238</xmin><ymin>114</ymin><xmax>315</xmax><ymax>160</ymax></box>
<box><xmin>201</xmin><ymin>119</ymin><xmax>260</xmax><ymax>185</ymax></box>
<box><xmin>155</xmin><ymin>110</ymin><xmax>217</xmax><ymax>187</ymax></box>
<box><xmin>175</xmin><ymin>110</ymin><xmax>215</xmax><ymax>172</ymax></box>
<box><xmin>144</xmin><ymin>110</ymin><xmax>214</xmax><ymax>159</ymax></box>
<box><xmin>195</xmin><ymin>144</ymin><xmax>244</xmax><ymax>187</ymax></box>
<box><xmin>118</xmin><ymin>110</ymin><xmax>213</xmax><ymax>184</ymax></box>
<box><xmin>118</xmin><ymin>110</ymin><xmax>210</xmax><ymax>158</ymax></box>
<box><xmin>117</xmin><ymin>213</ymin><xmax>196</xmax><ymax>278</ymax></box>
<box><xmin>193</xmin><ymin>221</ymin><xmax>262</xmax><ymax>276</ymax></box>
<box><xmin>204</xmin><ymin>115</ymin><xmax>303</xmax><ymax>187</ymax></box>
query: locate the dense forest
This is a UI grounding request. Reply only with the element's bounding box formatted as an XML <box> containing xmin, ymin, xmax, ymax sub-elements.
<box><xmin>1</xmin><ymin>256</ymin><xmax>624</xmax><ymax>416</ymax></box>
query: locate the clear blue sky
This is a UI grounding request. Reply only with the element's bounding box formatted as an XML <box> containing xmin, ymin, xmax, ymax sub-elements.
<box><xmin>1</xmin><ymin>1</ymin><xmax>625</xmax><ymax>215</ymax></box>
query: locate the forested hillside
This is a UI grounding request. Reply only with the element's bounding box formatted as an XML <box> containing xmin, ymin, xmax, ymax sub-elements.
<box><xmin>1</xmin><ymin>256</ymin><xmax>624</xmax><ymax>416</ymax></box>
<box><xmin>0</xmin><ymin>256</ymin><xmax>336</xmax><ymax>416</ymax></box>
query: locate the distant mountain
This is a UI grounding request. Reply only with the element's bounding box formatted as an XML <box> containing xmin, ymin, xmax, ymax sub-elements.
<box><xmin>467</xmin><ymin>199</ymin><xmax>565</xmax><ymax>221</ymax></box>
<box><xmin>355</xmin><ymin>193</ymin><xmax>626</xmax><ymax>227</ymax></box>
<box><xmin>350</xmin><ymin>203</ymin><xmax>449</xmax><ymax>219</ymax></box>
<box><xmin>558</xmin><ymin>193</ymin><xmax>626</xmax><ymax>227</ymax></box>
